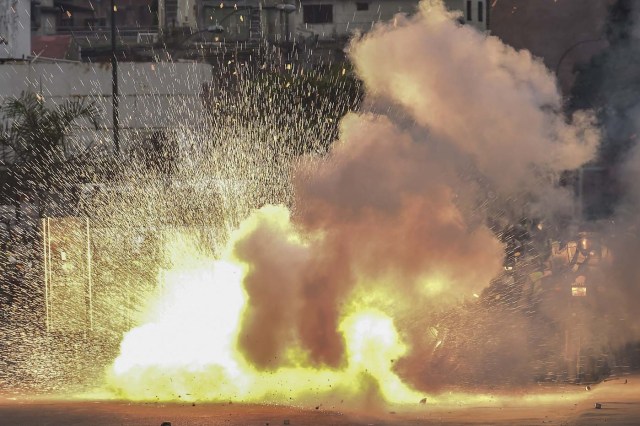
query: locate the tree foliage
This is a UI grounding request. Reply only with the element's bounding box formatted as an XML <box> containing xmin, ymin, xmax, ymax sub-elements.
<box><xmin>0</xmin><ymin>92</ymin><xmax>101</xmax><ymax>202</ymax></box>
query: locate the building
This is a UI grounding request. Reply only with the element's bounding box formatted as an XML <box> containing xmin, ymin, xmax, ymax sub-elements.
<box><xmin>197</xmin><ymin>0</ymin><xmax>488</xmax><ymax>45</ymax></box>
<box><xmin>11</xmin><ymin>0</ymin><xmax>491</xmax><ymax>64</ymax></box>
<box><xmin>285</xmin><ymin>0</ymin><xmax>419</xmax><ymax>41</ymax></box>
<box><xmin>32</xmin><ymin>0</ymin><xmax>158</xmax><ymax>35</ymax></box>
<box><xmin>444</xmin><ymin>0</ymin><xmax>489</xmax><ymax>32</ymax></box>
<box><xmin>160</xmin><ymin>0</ymin><xmax>196</xmax><ymax>28</ymax></box>
<box><xmin>0</xmin><ymin>61</ymin><xmax>213</xmax><ymax>151</ymax></box>
<box><xmin>0</xmin><ymin>0</ymin><xmax>31</xmax><ymax>60</ymax></box>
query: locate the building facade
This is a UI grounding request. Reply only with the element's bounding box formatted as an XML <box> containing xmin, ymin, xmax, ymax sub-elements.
<box><xmin>17</xmin><ymin>0</ymin><xmax>490</xmax><ymax>62</ymax></box>
<box><xmin>197</xmin><ymin>0</ymin><xmax>489</xmax><ymax>45</ymax></box>
<box><xmin>31</xmin><ymin>0</ymin><xmax>159</xmax><ymax>36</ymax></box>
<box><xmin>444</xmin><ymin>0</ymin><xmax>489</xmax><ymax>32</ymax></box>
<box><xmin>0</xmin><ymin>0</ymin><xmax>31</xmax><ymax>60</ymax></box>
<box><xmin>286</xmin><ymin>0</ymin><xmax>420</xmax><ymax>41</ymax></box>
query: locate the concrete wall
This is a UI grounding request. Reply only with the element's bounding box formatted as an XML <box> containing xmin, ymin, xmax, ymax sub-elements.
<box><xmin>490</xmin><ymin>0</ymin><xmax>612</xmax><ymax>94</ymax></box>
<box><xmin>0</xmin><ymin>0</ymin><xmax>31</xmax><ymax>59</ymax></box>
<box><xmin>0</xmin><ymin>61</ymin><xmax>213</xmax><ymax>151</ymax></box>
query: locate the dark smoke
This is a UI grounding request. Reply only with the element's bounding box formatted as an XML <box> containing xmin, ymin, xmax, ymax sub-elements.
<box><xmin>567</xmin><ymin>0</ymin><xmax>640</xmax><ymax>365</ymax></box>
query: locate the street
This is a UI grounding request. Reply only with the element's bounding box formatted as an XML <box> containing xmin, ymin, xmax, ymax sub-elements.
<box><xmin>0</xmin><ymin>376</ymin><xmax>638</xmax><ymax>425</ymax></box>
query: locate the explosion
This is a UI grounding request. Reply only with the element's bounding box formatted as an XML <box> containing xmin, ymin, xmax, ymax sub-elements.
<box><xmin>103</xmin><ymin>0</ymin><xmax>600</xmax><ymax>406</ymax></box>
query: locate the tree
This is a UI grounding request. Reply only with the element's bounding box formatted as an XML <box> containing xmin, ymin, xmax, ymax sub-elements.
<box><xmin>0</xmin><ymin>92</ymin><xmax>101</xmax><ymax>214</ymax></box>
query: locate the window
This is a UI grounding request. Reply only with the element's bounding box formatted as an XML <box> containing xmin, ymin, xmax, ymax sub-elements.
<box><xmin>466</xmin><ymin>0</ymin><xmax>472</xmax><ymax>21</ymax></box>
<box><xmin>303</xmin><ymin>4</ymin><xmax>333</xmax><ymax>24</ymax></box>
<box><xmin>356</xmin><ymin>2</ymin><xmax>369</xmax><ymax>11</ymax></box>
<box><xmin>478</xmin><ymin>1</ymin><xmax>484</xmax><ymax>22</ymax></box>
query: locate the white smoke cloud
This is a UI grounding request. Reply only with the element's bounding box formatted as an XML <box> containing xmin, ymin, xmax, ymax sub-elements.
<box><xmin>350</xmin><ymin>0</ymin><xmax>598</xmax><ymax>198</ymax></box>
<box><xmin>235</xmin><ymin>0</ymin><xmax>600</xmax><ymax>373</ymax></box>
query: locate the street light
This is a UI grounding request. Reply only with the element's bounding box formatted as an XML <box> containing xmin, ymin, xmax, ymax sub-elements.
<box><xmin>111</xmin><ymin>0</ymin><xmax>119</xmax><ymax>155</ymax></box>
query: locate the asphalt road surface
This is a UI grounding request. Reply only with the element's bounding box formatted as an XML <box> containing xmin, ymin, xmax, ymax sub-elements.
<box><xmin>0</xmin><ymin>377</ymin><xmax>638</xmax><ymax>425</ymax></box>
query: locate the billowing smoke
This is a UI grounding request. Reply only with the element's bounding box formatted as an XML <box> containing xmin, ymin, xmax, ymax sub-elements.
<box><xmin>107</xmin><ymin>1</ymin><xmax>605</xmax><ymax>402</ymax></box>
<box><xmin>231</xmin><ymin>0</ymin><xmax>598</xmax><ymax>389</ymax></box>
<box><xmin>352</xmin><ymin>4</ymin><xmax>597</xmax><ymax>195</ymax></box>
<box><xmin>235</xmin><ymin>115</ymin><xmax>502</xmax><ymax>369</ymax></box>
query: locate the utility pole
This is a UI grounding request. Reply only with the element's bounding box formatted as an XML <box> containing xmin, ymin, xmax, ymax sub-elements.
<box><xmin>111</xmin><ymin>0</ymin><xmax>120</xmax><ymax>154</ymax></box>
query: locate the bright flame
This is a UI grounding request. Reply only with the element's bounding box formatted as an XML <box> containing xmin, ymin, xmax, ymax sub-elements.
<box><xmin>112</xmin><ymin>260</ymin><xmax>246</xmax><ymax>375</ymax></box>
<box><xmin>107</xmin><ymin>225</ymin><xmax>426</xmax><ymax>406</ymax></box>
<box><xmin>340</xmin><ymin>310</ymin><xmax>423</xmax><ymax>404</ymax></box>
<box><xmin>108</xmin><ymin>232</ymin><xmax>251</xmax><ymax>400</ymax></box>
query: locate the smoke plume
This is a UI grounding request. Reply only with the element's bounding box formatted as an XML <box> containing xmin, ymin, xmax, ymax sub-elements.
<box><xmin>108</xmin><ymin>1</ymin><xmax>604</xmax><ymax>401</ymax></box>
<box><xmin>232</xmin><ymin>0</ymin><xmax>598</xmax><ymax>385</ymax></box>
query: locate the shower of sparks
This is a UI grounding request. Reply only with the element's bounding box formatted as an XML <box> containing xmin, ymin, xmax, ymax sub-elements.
<box><xmin>0</xmin><ymin>58</ymin><xmax>362</xmax><ymax>395</ymax></box>
<box><xmin>0</xmin><ymin>0</ymin><xmax>636</xmax><ymax>412</ymax></box>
